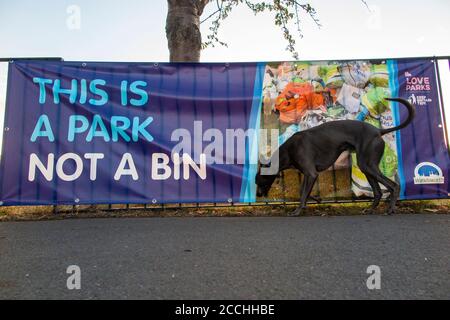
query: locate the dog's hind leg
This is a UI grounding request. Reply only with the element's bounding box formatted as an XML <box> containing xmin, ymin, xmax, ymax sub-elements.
<box><xmin>363</xmin><ymin>175</ymin><xmax>383</xmax><ymax>214</ymax></box>
<box><xmin>357</xmin><ymin>144</ymin><xmax>383</xmax><ymax>214</ymax></box>
<box><xmin>358</xmin><ymin>137</ymin><xmax>399</xmax><ymax>214</ymax></box>
<box><xmin>368</xmin><ymin>168</ymin><xmax>399</xmax><ymax>214</ymax></box>
<box><xmin>289</xmin><ymin>173</ymin><xmax>318</xmax><ymax>217</ymax></box>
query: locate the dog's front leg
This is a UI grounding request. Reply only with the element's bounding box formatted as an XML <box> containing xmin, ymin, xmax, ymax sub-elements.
<box><xmin>289</xmin><ymin>174</ymin><xmax>317</xmax><ymax>217</ymax></box>
<box><xmin>289</xmin><ymin>206</ymin><xmax>304</xmax><ymax>217</ymax></box>
<box><xmin>289</xmin><ymin>175</ymin><xmax>308</xmax><ymax>216</ymax></box>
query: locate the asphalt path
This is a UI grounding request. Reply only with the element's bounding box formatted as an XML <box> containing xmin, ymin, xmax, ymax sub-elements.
<box><xmin>0</xmin><ymin>214</ymin><xmax>449</xmax><ymax>299</ymax></box>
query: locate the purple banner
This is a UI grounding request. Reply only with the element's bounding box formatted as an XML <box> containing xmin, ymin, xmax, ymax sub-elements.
<box><xmin>0</xmin><ymin>61</ymin><xmax>263</xmax><ymax>205</ymax></box>
<box><xmin>395</xmin><ymin>59</ymin><xmax>449</xmax><ymax>199</ymax></box>
<box><xmin>0</xmin><ymin>58</ymin><xmax>448</xmax><ymax>206</ymax></box>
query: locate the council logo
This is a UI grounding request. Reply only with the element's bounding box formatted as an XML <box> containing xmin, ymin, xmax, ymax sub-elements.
<box><xmin>413</xmin><ymin>162</ymin><xmax>445</xmax><ymax>184</ymax></box>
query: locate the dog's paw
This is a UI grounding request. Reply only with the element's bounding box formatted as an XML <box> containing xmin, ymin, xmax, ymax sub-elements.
<box><xmin>385</xmin><ymin>208</ymin><xmax>396</xmax><ymax>215</ymax></box>
<box><xmin>288</xmin><ymin>208</ymin><xmax>302</xmax><ymax>217</ymax></box>
<box><xmin>363</xmin><ymin>208</ymin><xmax>375</xmax><ymax>215</ymax></box>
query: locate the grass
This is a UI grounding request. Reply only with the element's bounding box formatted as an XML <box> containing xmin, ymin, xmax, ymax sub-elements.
<box><xmin>0</xmin><ymin>199</ymin><xmax>448</xmax><ymax>222</ymax></box>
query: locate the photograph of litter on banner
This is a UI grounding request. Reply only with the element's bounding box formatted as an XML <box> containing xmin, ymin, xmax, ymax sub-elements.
<box><xmin>257</xmin><ymin>59</ymin><xmax>449</xmax><ymax>203</ymax></box>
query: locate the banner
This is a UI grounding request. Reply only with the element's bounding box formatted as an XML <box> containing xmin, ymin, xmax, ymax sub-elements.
<box><xmin>0</xmin><ymin>59</ymin><xmax>448</xmax><ymax>206</ymax></box>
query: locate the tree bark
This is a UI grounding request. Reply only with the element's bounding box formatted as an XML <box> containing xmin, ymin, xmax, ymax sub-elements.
<box><xmin>166</xmin><ymin>0</ymin><xmax>209</xmax><ymax>62</ymax></box>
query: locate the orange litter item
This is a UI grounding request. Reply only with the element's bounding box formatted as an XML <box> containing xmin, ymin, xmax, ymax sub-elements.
<box><xmin>275</xmin><ymin>82</ymin><xmax>325</xmax><ymax>123</ymax></box>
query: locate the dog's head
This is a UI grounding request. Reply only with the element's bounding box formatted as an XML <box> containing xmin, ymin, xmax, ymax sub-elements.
<box><xmin>255</xmin><ymin>163</ymin><xmax>278</xmax><ymax>197</ymax></box>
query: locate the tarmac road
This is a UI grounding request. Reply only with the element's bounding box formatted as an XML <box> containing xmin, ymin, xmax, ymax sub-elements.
<box><xmin>0</xmin><ymin>214</ymin><xmax>449</xmax><ymax>299</ymax></box>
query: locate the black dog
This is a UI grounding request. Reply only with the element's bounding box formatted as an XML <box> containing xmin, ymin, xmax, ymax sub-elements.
<box><xmin>256</xmin><ymin>98</ymin><xmax>415</xmax><ymax>216</ymax></box>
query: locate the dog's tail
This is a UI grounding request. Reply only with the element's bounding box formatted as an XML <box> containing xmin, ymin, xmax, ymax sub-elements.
<box><xmin>379</xmin><ymin>98</ymin><xmax>415</xmax><ymax>135</ymax></box>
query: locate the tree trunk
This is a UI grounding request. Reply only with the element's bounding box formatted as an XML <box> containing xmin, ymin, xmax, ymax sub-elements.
<box><xmin>166</xmin><ymin>0</ymin><xmax>209</xmax><ymax>62</ymax></box>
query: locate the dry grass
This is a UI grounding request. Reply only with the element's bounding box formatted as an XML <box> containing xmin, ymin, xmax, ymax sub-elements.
<box><xmin>0</xmin><ymin>199</ymin><xmax>448</xmax><ymax>222</ymax></box>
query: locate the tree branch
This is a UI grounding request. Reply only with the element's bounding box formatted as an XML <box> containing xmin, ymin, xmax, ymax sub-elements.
<box><xmin>200</xmin><ymin>0</ymin><xmax>223</xmax><ymax>24</ymax></box>
<box><xmin>196</xmin><ymin>0</ymin><xmax>212</xmax><ymax>16</ymax></box>
<box><xmin>200</xmin><ymin>0</ymin><xmax>369</xmax><ymax>59</ymax></box>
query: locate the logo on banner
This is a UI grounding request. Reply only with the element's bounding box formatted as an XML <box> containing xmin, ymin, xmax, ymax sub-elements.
<box><xmin>413</xmin><ymin>162</ymin><xmax>445</xmax><ymax>184</ymax></box>
<box><xmin>404</xmin><ymin>71</ymin><xmax>432</xmax><ymax>91</ymax></box>
<box><xmin>408</xmin><ymin>93</ymin><xmax>432</xmax><ymax>106</ymax></box>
